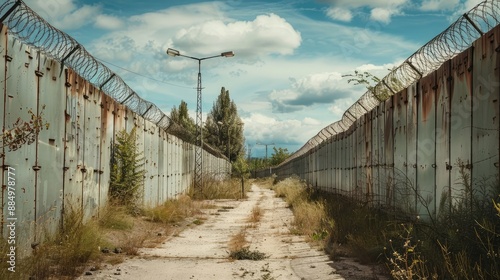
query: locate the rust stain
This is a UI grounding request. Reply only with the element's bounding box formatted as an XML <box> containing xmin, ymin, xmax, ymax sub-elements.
<box><xmin>420</xmin><ymin>73</ymin><xmax>435</xmax><ymax>122</ymax></box>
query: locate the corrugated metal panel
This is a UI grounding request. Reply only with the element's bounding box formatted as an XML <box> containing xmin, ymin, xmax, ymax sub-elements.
<box><xmin>377</xmin><ymin>102</ymin><xmax>386</xmax><ymax>206</ymax></box>
<box><xmin>450</xmin><ymin>49</ymin><xmax>473</xmax><ymax>200</ymax></box>
<box><xmin>35</xmin><ymin>54</ymin><xmax>65</xmax><ymax>239</ymax></box>
<box><xmin>356</xmin><ymin>118</ymin><xmax>363</xmax><ymax>200</ymax></box>
<box><xmin>406</xmin><ymin>84</ymin><xmax>418</xmax><ymax>215</ymax></box>
<box><xmin>417</xmin><ymin>72</ymin><xmax>437</xmax><ymax>219</ymax></box>
<box><xmin>99</xmin><ymin>94</ymin><xmax>114</xmax><ymax>213</ymax></box>
<box><xmin>4</xmin><ymin>40</ymin><xmax>38</xmax><ymax>252</ymax></box>
<box><xmin>393</xmin><ymin>89</ymin><xmax>408</xmax><ymax>211</ymax></box>
<box><xmin>0</xmin><ymin>24</ymin><xmax>6</xmax><ymax>237</ymax></box>
<box><xmin>384</xmin><ymin>97</ymin><xmax>394</xmax><ymax>207</ymax></box>
<box><xmin>82</xmin><ymin>82</ymin><xmax>101</xmax><ymax>220</ymax></box>
<box><xmin>64</xmin><ymin>70</ymin><xmax>85</xmax><ymax>210</ymax></box>
<box><xmin>471</xmin><ymin>27</ymin><xmax>500</xmax><ymax>194</ymax></box>
<box><xmin>435</xmin><ymin>61</ymin><xmax>451</xmax><ymax>215</ymax></box>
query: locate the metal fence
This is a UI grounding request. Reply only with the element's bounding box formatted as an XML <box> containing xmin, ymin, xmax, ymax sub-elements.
<box><xmin>0</xmin><ymin>1</ymin><xmax>230</xmax><ymax>255</ymax></box>
<box><xmin>257</xmin><ymin>1</ymin><xmax>500</xmax><ymax>220</ymax></box>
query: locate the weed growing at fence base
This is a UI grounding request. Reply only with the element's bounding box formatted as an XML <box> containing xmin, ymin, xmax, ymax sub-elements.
<box><xmin>189</xmin><ymin>177</ymin><xmax>250</xmax><ymax>200</ymax></box>
<box><xmin>301</xmin><ymin>173</ymin><xmax>500</xmax><ymax>279</ymax></box>
<box><xmin>0</xmin><ymin>205</ymin><xmax>104</xmax><ymax>279</ymax></box>
<box><xmin>271</xmin><ymin>177</ymin><xmax>334</xmax><ymax>248</ymax></box>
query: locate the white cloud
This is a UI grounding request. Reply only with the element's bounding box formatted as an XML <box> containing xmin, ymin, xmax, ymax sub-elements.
<box><xmin>420</xmin><ymin>0</ymin><xmax>459</xmax><ymax>11</ymax></box>
<box><xmin>24</xmin><ymin>0</ymin><xmax>101</xmax><ymax>29</ymax></box>
<box><xmin>370</xmin><ymin>8</ymin><xmax>395</xmax><ymax>23</ymax></box>
<box><xmin>326</xmin><ymin>7</ymin><xmax>353</xmax><ymax>22</ymax></box>
<box><xmin>95</xmin><ymin>14</ymin><xmax>124</xmax><ymax>30</ymax></box>
<box><xmin>324</xmin><ymin>0</ymin><xmax>409</xmax><ymax>23</ymax></box>
<box><xmin>172</xmin><ymin>13</ymin><xmax>301</xmax><ymax>56</ymax></box>
<box><xmin>242</xmin><ymin>113</ymin><xmax>320</xmax><ymax>146</ymax></box>
<box><xmin>268</xmin><ymin>72</ymin><xmax>346</xmax><ymax>113</ymax></box>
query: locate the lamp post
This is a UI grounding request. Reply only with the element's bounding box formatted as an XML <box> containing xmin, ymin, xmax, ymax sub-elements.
<box><xmin>257</xmin><ymin>142</ymin><xmax>275</xmax><ymax>176</ymax></box>
<box><xmin>166</xmin><ymin>48</ymin><xmax>234</xmax><ymax>190</ymax></box>
<box><xmin>256</xmin><ymin>142</ymin><xmax>275</xmax><ymax>161</ymax></box>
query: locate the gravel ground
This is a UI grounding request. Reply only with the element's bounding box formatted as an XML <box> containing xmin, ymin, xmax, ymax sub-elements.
<box><xmin>79</xmin><ymin>184</ymin><xmax>387</xmax><ymax>280</ymax></box>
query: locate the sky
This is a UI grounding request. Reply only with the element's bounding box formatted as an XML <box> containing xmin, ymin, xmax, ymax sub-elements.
<box><xmin>23</xmin><ymin>0</ymin><xmax>483</xmax><ymax>158</ymax></box>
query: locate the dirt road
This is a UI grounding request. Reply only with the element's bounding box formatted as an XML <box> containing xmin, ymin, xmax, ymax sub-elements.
<box><xmin>80</xmin><ymin>184</ymin><xmax>347</xmax><ymax>279</ymax></box>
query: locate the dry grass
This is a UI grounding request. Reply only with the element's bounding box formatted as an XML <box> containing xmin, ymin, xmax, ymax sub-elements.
<box><xmin>228</xmin><ymin>230</ymin><xmax>248</xmax><ymax>252</ymax></box>
<box><xmin>189</xmin><ymin>177</ymin><xmax>250</xmax><ymax>200</ymax></box>
<box><xmin>0</xmin><ymin>205</ymin><xmax>105</xmax><ymax>279</ymax></box>
<box><xmin>144</xmin><ymin>195</ymin><xmax>201</xmax><ymax>224</ymax></box>
<box><xmin>272</xmin><ymin>177</ymin><xmax>333</xmax><ymax>248</ymax></box>
<box><xmin>247</xmin><ymin>205</ymin><xmax>263</xmax><ymax>224</ymax></box>
<box><xmin>273</xmin><ymin>177</ymin><xmax>308</xmax><ymax>207</ymax></box>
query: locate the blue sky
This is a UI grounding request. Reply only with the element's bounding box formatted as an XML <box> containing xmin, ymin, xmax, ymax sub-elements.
<box><xmin>24</xmin><ymin>0</ymin><xmax>482</xmax><ymax>158</ymax></box>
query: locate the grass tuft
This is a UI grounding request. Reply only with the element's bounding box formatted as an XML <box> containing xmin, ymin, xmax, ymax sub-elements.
<box><xmin>229</xmin><ymin>247</ymin><xmax>268</xmax><ymax>260</ymax></box>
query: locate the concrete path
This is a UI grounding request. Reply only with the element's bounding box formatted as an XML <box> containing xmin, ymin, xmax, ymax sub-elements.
<box><xmin>80</xmin><ymin>184</ymin><xmax>343</xmax><ymax>280</ymax></box>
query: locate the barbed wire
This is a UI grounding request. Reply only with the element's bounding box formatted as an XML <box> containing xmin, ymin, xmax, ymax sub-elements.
<box><xmin>283</xmin><ymin>0</ymin><xmax>500</xmax><ymax>165</ymax></box>
<box><xmin>0</xmin><ymin>0</ymin><xmax>172</xmax><ymax>130</ymax></box>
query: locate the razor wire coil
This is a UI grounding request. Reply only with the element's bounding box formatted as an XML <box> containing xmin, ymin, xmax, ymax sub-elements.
<box><xmin>284</xmin><ymin>0</ymin><xmax>500</xmax><ymax>164</ymax></box>
<box><xmin>0</xmin><ymin>0</ymin><xmax>172</xmax><ymax>130</ymax></box>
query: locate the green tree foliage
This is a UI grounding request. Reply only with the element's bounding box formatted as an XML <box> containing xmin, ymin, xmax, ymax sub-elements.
<box><xmin>232</xmin><ymin>155</ymin><xmax>250</xmax><ymax>177</ymax></box>
<box><xmin>109</xmin><ymin>127</ymin><xmax>145</xmax><ymax>207</ymax></box>
<box><xmin>204</xmin><ymin>87</ymin><xmax>245</xmax><ymax>162</ymax></box>
<box><xmin>270</xmin><ymin>147</ymin><xmax>290</xmax><ymax>166</ymax></box>
<box><xmin>167</xmin><ymin>100</ymin><xmax>196</xmax><ymax>143</ymax></box>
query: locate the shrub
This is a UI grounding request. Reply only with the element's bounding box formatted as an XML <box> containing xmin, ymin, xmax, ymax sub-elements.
<box><xmin>109</xmin><ymin>127</ymin><xmax>145</xmax><ymax>208</ymax></box>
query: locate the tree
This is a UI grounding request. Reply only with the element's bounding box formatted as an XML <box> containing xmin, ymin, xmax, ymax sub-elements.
<box><xmin>109</xmin><ymin>127</ymin><xmax>145</xmax><ymax>208</ymax></box>
<box><xmin>204</xmin><ymin>87</ymin><xmax>244</xmax><ymax>162</ymax></box>
<box><xmin>167</xmin><ymin>100</ymin><xmax>196</xmax><ymax>143</ymax></box>
<box><xmin>269</xmin><ymin>147</ymin><xmax>290</xmax><ymax>166</ymax></box>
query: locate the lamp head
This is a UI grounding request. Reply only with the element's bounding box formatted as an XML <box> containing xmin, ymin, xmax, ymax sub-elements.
<box><xmin>221</xmin><ymin>51</ymin><xmax>235</xmax><ymax>57</ymax></box>
<box><xmin>166</xmin><ymin>48</ymin><xmax>180</xmax><ymax>57</ymax></box>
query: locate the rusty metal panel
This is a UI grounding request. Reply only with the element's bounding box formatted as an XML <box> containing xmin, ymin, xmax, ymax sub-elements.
<box><xmin>64</xmin><ymin>70</ymin><xmax>85</xmax><ymax>214</ymax></box>
<box><xmin>99</xmin><ymin>94</ymin><xmax>114</xmax><ymax>211</ymax></box>
<box><xmin>405</xmin><ymin>84</ymin><xmax>418</xmax><ymax>215</ymax></box>
<box><xmin>0</xmin><ymin>24</ymin><xmax>5</xmax><ymax>236</ymax></box>
<box><xmin>3</xmin><ymin>40</ymin><xmax>38</xmax><ymax>250</ymax></box>
<box><xmin>167</xmin><ymin>135</ymin><xmax>175</xmax><ymax>199</ymax></box>
<box><xmin>157</xmin><ymin>130</ymin><xmax>167</xmax><ymax>202</ymax></box>
<box><xmin>370</xmin><ymin>110</ymin><xmax>377</xmax><ymax>205</ymax></box>
<box><xmin>332</xmin><ymin>135</ymin><xmax>338</xmax><ymax>190</ymax></box>
<box><xmin>435</xmin><ymin>61</ymin><xmax>452</xmax><ymax>215</ymax></box>
<box><xmin>82</xmin><ymin>84</ymin><xmax>102</xmax><ymax>219</ymax></box>
<box><xmin>393</xmin><ymin>88</ymin><xmax>408</xmax><ymax>210</ymax></box>
<box><xmin>350</xmin><ymin>128</ymin><xmax>356</xmax><ymax>195</ymax></box>
<box><xmin>377</xmin><ymin>102</ymin><xmax>386</xmax><ymax>206</ymax></box>
<box><xmin>342</xmin><ymin>131</ymin><xmax>349</xmax><ymax>194</ymax></box>
<box><xmin>356</xmin><ymin>118</ymin><xmax>364</xmax><ymax>199</ymax></box>
<box><xmin>417</xmin><ymin>73</ymin><xmax>437</xmax><ymax>219</ymax></box>
<box><xmin>142</xmin><ymin>119</ymin><xmax>158</xmax><ymax>207</ymax></box>
<box><xmin>471</xmin><ymin>27</ymin><xmax>500</xmax><ymax>193</ymax></box>
<box><xmin>450</xmin><ymin>49</ymin><xmax>473</xmax><ymax>199</ymax></box>
<box><xmin>372</xmin><ymin>102</ymin><xmax>385</xmax><ymax>205</ymax></box>
<box><xmin>384</xmin><ymin>97</ymin><xmax>394</xmax><ymax>207</ymax></box>
<box><xmin>35</xmin><ymin>54</ymin><xmax>65</xmax><ymax>238</ymax></box>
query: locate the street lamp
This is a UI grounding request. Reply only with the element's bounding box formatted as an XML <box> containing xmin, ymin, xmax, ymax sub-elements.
<box><xmin>256</xmin><ymin>142</ymin><xmax>275</xmax><ymax>161</ymax></box>
<box><xmin>166</xmin><ymin>48</ymin><xmax>234</xmax><ymax>190</ymax></box>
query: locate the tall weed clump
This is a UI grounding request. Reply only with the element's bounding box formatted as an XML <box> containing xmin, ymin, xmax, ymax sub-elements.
<box><xmin>0</xmin><ymin>205</ymin><xmax>103</xmax><ymax>279</ymax></box>
<box><xmin>190</xmin><ymin>177</ymin><xmax>250</xmax><ymax>200</ymax></box>
<box><xmin>109</xmin><ymin>127</ymin><xmax>145</xmax><ymax>209</ymax></box>
<box><xmin>272</xmin><ymin>177</ymin><xmax>334</xmax><ymax>247</ymax></box>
